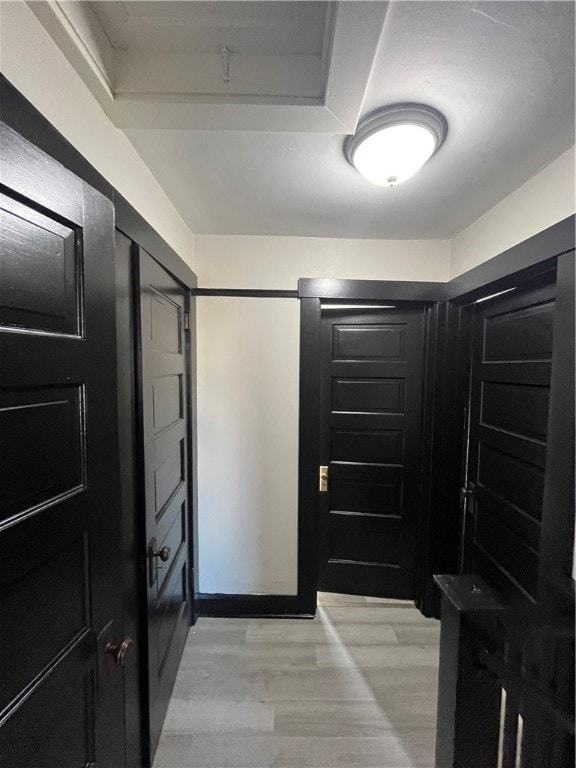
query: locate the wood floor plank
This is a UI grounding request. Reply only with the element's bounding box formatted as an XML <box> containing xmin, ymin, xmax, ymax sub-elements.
<box><xmin>161</xmin><ymin>699</ymin><xmax>275</xmax><ymax>735</ymax></box>
<box><xmin>322</xmin><ymin>606</ymin><xmax>431</xmax><ymax>624</ymax></box>
<box><xmin>245</xmin><ymin>622</ymin><xmax>399</xmax><ymax>645</ymax></box>
<box><xmin>315</xmin><ymin>643</ymin><xmax>439</xmax><ymax>669</ymax></box>
<box><xmin>263</xmin><ymin>667</ymin><xmax>376</xmax><ymax>702</ymax></box>
<box><xmin>274</xmin><ymin>700</ymin><xmax>396</xmax><ymax>736</ymax></box>
<box><xmin>277</xmin><ymin>735</ymin><xmax>435</xmax><ymax>767</ymax></box>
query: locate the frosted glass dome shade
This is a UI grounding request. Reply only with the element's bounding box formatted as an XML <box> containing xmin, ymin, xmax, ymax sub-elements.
<box><xmin>352</xmin><ymin>124</ymin><xmax>437</xmax><ymax>187</ymax></box>
<box><xmin>344</xmin><ymin>104</ymin><xmax>447</xmax><ymax>188</ymax></box>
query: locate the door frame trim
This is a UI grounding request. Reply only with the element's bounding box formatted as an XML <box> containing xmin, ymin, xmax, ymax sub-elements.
<box><xmin>198</xmin><ymin>593</ymin><xmax>314</xmax><ymax>618</ymax></box>
<box><xmin>298</xmin><ymin>283</ymin><xmax>445</xmax><ymax>615</ymax></box>
<box><xmin>447</xmin><ymin>217</ymin><xmax>574</xmax><ymax>301</ymax></box>
<box><xmin>539</xmin><ymin>251</ymin><xmax>575</xmax><ymax>610</ymax></box>
<box><xmin>299</xmin><ymin>278</ymin><xmax>447</xmax><ymax>302</ymax></box>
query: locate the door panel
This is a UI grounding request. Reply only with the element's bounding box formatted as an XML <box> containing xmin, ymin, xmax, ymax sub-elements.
<box><xmin>318</xmin><ymin>304</ymin><xmax>427</xmax><ymax>598</ymax></box>
<box><xmin>0</xmin><ymin>386</ymin><xmax>85</xmax><ymax>523</ymax></box>
<box><xmin>137</xmin><ymin>249</ymin><xmax>191</xmax><ymax>761</ymax></box>
<box><xmin>464</xmin><ymin>276</ymin><xmax>556</xmax><ymax>603</ymax></box>
<box><xmin>0</xmin><ymin>124</ymin><xmax>125</xmax><ymax>766</ymax></box>
<box><xmin>0</xmin><ymin>197</ymin><xmax>80</xmax><ymax>335</ymax></box>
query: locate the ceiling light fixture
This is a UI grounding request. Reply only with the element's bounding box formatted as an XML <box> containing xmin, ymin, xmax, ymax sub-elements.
<box><xmin>345</xmin><ymin>104</ymin><xmax>447</xmax><ymax>187</ymax></box>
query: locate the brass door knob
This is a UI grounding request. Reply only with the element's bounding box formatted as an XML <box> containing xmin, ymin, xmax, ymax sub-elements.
<box><xmin>153</xmin><ymin>546</ymin><xmax>171</xmax><ymax>562</ymax></box>
<box><xmin>105</xmin><ymin>637</ymin><xmax>134</xmax><ymax>668</ymax></box>
<box><xmin>147</xmin><ymin>538</ymin><xmax>172</xmax><ymax>584</ymax></box>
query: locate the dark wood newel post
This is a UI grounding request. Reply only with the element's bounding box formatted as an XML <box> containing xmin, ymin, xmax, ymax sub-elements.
<box><xmin>434</xmin><ymin>575</ymin><xmax>507</xmax><ymax>768</ymax></box>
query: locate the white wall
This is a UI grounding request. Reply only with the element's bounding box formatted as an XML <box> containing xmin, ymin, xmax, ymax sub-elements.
<box><xmin>195</xmin><ymin>237</ymin><xmax>450</xmax><ymax>593</ymax></box>
<box><xmin>195</xmin><ymin>235</ymin><xmax>451</xmax><ymax>289</ymax></box>
<box><xmin>450</xmin><ymin>147</ymin><xmax>575</xmax><ymax>278</ymax></box>
<box><xmin>197</xmin><ymin>297</ymin><xmax>300</xmax><ymax>594</ymax></box>
<box><xmin>0</xmin><ymin>2</ymin><xmax>196</xmax><ymax>266</ymax></box>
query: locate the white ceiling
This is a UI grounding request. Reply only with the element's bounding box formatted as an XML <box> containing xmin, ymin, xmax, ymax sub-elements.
<box><xmin>91</xmin><ymin>1</ymin><xmax>329</xmax><ymax>55</ymax></box>
<box><xmin>32</xmin><ymin>1</ymin><xmax>575</xmax><ymax>239</ymax></box>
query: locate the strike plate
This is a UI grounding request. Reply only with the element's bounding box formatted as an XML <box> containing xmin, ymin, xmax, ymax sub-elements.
<box><xmin>319</xmin><ymin>465</ymin><xmax>329</xmax><ymax>493</ymax></box>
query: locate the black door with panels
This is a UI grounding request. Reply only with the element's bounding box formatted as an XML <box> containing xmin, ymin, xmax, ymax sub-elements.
<box><xmin>435</xmin><ymin>251</ymin><xmax>575</xmax><ymax>768</ymax></box>
<box><xmin>462</xmin><ymin>274</ymin><xmax>556</xmax><ymax>602</ymax></box>
<box><xmin>0</xmin><ymin>124</ymin><xmax>126</xmax><ymax>765</ymax></box>
<box><xmin>318</xmin><ymin>303</ymin><xmax>427</xmax><ymax>598</ymax></box>
<box><xmin>136</xmin><ymin>248</ymin><xmax>192</xmax><ymax>761</ymax></box>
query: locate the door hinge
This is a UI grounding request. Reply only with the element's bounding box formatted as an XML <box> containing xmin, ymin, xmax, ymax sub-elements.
<box><xmin>184</xmin><ymin>311</ymin><xmax>191</xmax><ymax>331</ymax></box>
<box><xmin>319</xmin><ymin>465</ymin><xmax>329</xmax><ymax>493</ymax></box>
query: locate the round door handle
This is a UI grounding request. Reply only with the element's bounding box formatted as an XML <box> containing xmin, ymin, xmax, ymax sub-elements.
<box><xmin>153</xmin><ymin>546</ymin><xmax>171</xmax><ymax>562</ymax></box>
<box><xmin>105</xmin><ymin>637</ymin><xmax>134</xmax><ymax>668</ymax></box>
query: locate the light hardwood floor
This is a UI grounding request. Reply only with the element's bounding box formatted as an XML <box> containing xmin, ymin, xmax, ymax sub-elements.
<box><xmin>153</xmin><ymin>593</ymin><xmax>440</xmax><ymax>768</ymax></box>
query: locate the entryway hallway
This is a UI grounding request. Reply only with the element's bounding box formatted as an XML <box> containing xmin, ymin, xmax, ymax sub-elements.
<box><xmin>153</xmin><ymin>594</ymin><xmax>440</xmax><ymax>768</ymax></box>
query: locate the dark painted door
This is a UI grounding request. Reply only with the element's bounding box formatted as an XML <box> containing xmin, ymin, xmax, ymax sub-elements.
<box><xmin>318</xmin><ymin>303</ymin><xmax>427</xmax><ymax>598</ymax></box>
<box><xmin>462</xmin><ymin>274</ymin><xmax>556</xmax><ymax>602</ymax></box>
<box><xmin>0</xmin><ymin>124</ymin><xmax>126</xmax><ymax>765</ymax></box>
<box><xmin>137</xmin><ymin>248</ymin><xmax>192</xmax><ymax>761</ymax></box>
<box><xmin>435</xmin><ymin>263</ymin><xmax>575</xmax><ymax>768</ymax></box>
